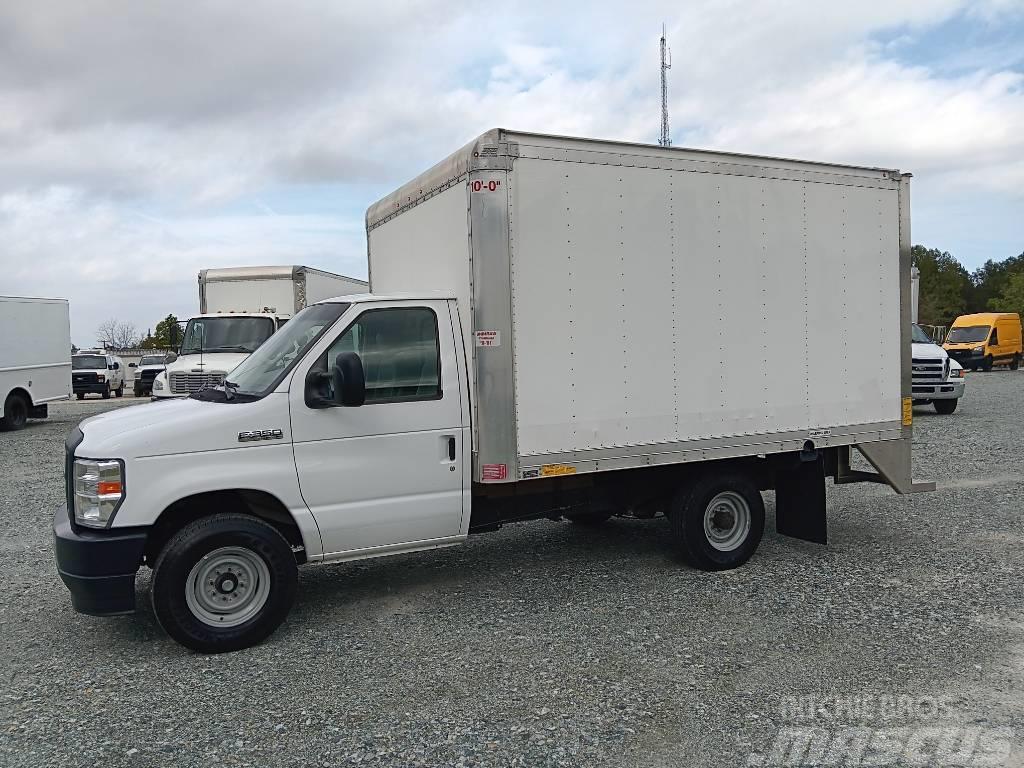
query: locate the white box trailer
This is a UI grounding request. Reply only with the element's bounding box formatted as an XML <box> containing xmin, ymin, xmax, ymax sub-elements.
<box><xmin>367</xmin><ymin>129</ymin><xmax>931</xmax><ymax>501</ymax></box>
<box><xmin>0</xmin><ymin>296</ymin><xmax>71</xmax><ymax>429</ymax></box>
<box><xmin>199</xmin><ymin>265</ymin><xmax>367</xmax><ymax>316</ymax></box>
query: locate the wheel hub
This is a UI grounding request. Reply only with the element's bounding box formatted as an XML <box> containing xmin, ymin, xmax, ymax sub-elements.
<box><xmin>185</xmin><ymin>546</ymin><xmax>271</xmax><ymax>628</ymax></box>
<box><xmin>703</xmin><ymin>491</ymin><xmax>752</xmax><ymax>552</ymax></box>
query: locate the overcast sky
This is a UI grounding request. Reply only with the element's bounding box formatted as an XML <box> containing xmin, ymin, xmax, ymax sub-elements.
<box><xmin>2</xmin><ymin>1</ymin><xmax>1023</xmax><ymax>346</ymax></box>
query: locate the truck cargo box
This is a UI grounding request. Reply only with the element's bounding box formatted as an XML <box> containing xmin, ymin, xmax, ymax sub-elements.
<box><xmin>199</xmin><ymin>265</ymin><xmax>368</xmax><ymax>316</ymax></box>
<box><xmin>367</xmin><ymin>130</ymin><xmax>920</xmax><ymax>491</ymax></box>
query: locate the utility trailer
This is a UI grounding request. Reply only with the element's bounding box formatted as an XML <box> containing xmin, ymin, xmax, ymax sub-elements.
<box><xmin>54</xmin><ymin>130</ymin><xmax>933</xmax><ymax>653</ymax></box>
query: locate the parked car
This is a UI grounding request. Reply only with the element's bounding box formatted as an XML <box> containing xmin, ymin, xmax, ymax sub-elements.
<box><xmin>912</xmin><ymin>324</ymin><xmax>965</xmax><ymax>414</ymax></box>
<box><xmin>71</xmin><ymin>351</ymin><xmax>125</xmax><ymax>399</ymax></box>
<box><xmin>943</xmin><ymin>312</ymin><xmax>1022</xmax><ymax>371</ymax></box>
<box><xmin>133</xmin><ymin>353</ymin><xmax>174</xmax><ymax>397</ymax></box>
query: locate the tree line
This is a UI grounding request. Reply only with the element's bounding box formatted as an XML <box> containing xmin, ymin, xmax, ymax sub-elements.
<box><xmin>914</xmin><ymin>246</ymin><xmax>1024</xmax><ymax>328</ymax></box>
<box><xmin>93</xmin><ymin>314</ymin><xmax>180</xmax><ymax>351</ymax></box>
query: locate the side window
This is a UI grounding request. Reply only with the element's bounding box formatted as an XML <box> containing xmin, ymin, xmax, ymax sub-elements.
<box><xmin>318</xmin><ymin>307</ymin><xmax>441</xmax><ymax>404</ymax></box>
<box><xmin>990</xmin><ymin>328</ymin><xmax>998</xmax><ymax>345</ymax></box>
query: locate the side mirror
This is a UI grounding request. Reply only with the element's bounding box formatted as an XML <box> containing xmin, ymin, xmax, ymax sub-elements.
<box><xmin>113</xmin><ymin>362</ymin><xmax>120</xmax><ymax>370</ymax></box>
<box><xmin>304</xmin><ymin>369</ymin><xmax>333</xmax><ymax>409</ymax></box>
<box><xmin>165</xmin><ymin>352</ymin><xmax>177</xmax><ymax>364</ymax></box>
<box><xmin>333</xmin><ymin>352</ymin><xmax>366</xmax><ymax>407</ymax></box>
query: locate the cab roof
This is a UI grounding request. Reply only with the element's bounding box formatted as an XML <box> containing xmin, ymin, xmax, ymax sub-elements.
<box><xmin>951</xmin><ymin>312</ymin><xmax>1020</xmax><ymax>325</ymax></box>
<box><xmin>315</xmin><ymin>291</ymin><xmax>456</xmax><ymax>305</ymax></box>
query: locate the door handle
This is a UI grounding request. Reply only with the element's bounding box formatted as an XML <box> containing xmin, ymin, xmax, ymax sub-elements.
<box><xmin>447</xmin><ymin>436</ymin><xmax>456</xmax><ymax>462</ymax></box>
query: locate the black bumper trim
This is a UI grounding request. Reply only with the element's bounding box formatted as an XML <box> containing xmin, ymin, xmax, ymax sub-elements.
<box><xmin>53</xmin><ymin>508</ymin><xmax>148</xmax><ymax>616</ymax></box>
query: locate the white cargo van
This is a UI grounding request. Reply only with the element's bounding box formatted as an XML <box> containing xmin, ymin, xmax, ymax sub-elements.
<box><xmin>72</xmin><ymin>350</ymin><xmax>126</xmax><ymax>399</ymax></box>
<box><xmin>1</xmin><ymin>296</ymin><xmax>71</xmax><ymax>430</ymax></box>
<box><xmin>152</xmin><ymin>266</ymin><xmax>367</xmax><ymax>399</ymax></box>
<box><xmin>55</xmin><ymin>130</ymin><xmax>931</xmax><ymax>652</ymax></box>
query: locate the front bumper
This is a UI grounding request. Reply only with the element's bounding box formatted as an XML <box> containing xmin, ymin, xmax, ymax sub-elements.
<box><xmin>53</xmin><ymin>508</ymin><xmax>147</xmax><ymax>616</ymax></box>
<box><xmin>911</xmin><ymin>379</ymin><xmax>965</xmax><ymax>401</ymax></box>
<box><xmin>73</xmin><ymin>382</ymin><xmax>108</xmax><ymax>394</ymax></box>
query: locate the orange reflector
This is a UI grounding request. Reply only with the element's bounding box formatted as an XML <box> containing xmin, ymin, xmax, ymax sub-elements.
<box><xmin>97</xmin><ymin>481</ymin><xmax>122</xmax><ymax>495</ymax></box>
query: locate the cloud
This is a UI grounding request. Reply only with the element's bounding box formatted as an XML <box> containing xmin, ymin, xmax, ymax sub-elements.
<box><xmin>0</xmin><ymin>0</ymin><xmax>1022</xmax><ymax>342</ymax></box>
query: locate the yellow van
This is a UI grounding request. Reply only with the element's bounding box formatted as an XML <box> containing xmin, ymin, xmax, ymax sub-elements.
<box><xmin>944</xmin><ymin>312</ymin><xmax>1022</xmax><ymax>371</ymax></box>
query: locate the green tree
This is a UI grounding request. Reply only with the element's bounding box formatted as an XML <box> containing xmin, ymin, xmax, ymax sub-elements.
<box><xmin>912</xmin><ymin>245</ymin><xmax>971</xmax><ymax>326</ymax></box>
<box><xmin>989</xmin><ymin>270</ymin><xmax>1024</xmax><ymax>317</ymax></box>
<box><xmin>147</xmin><ymin>314</ymin><xmax>181</xmax><ymax>349</ymax></box>
<box><xmin>970</xmin><ymin>253</ymin><xmax>1023</xmax><ymax>312</ymax></box>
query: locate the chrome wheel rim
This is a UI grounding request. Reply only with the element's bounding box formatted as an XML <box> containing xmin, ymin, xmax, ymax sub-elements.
<box><xmin>703</xmin><ymin>491</ymin><xmax>751</xmax><ymax>552</ymax></box>
<box><xmin>185</xmin><ymin>546</ymin><xmax>271</xmax><ymax>628</ymax></box>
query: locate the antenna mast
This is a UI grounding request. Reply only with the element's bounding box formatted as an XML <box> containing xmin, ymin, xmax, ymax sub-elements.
<box><xmin>659</xmin><ymin>24</ymin><xmax>672</xmax><ymax>147</ymax></box>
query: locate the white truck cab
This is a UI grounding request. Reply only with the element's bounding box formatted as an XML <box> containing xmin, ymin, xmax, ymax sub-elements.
<box><xmin>151</xmin><ymin>313</ymin><xmax>281</xmax><ymax>398</ymax></box>
<box><xmin>71</xmin><ymin>350</ymin><xmax>126</xmax><ymax>400</ymax></box>
<box><xmin>911</xmin><ymin>324</ymin><xmax>965</xmax><ymax>414</ymax></box>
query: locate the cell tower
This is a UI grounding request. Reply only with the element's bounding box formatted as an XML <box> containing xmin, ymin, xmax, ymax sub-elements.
<box><xmin>659</xmin><ymin>24</ymin><xmax>672</xmax><ymax>147</ymax></box>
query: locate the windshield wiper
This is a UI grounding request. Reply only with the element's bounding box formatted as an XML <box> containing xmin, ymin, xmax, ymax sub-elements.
<box><xmin>206</xmin><ymin>345</ymin><xmax>253</xmax><ymax>353</ymax></box>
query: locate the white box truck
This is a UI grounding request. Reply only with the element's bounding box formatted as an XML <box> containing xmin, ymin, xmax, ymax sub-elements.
<box><xmin>152</xmin><ymin>266</ymin><xmax>367</xmax><ymax>398</ymax></box>
<box><xmin>55</xmin><ymin>130</ymin><xmax>932</xmax><ymax>652</ymax></box>
<box><xmin>1</xmin><ymin>296</ymin><xmax>71</xmax><ymax>430</ymax></box>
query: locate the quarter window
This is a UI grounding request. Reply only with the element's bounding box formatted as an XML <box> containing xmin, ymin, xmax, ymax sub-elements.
<box><xmin>320</xmin><ymin>308</ymin><xmax>441</xmax><ymax>404</ymax></box>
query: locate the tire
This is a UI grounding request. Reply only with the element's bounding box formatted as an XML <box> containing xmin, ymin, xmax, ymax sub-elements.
<box><xmin>101</xmin><ymin>384</ymin><xmax>111</xmax><ymax>400</ymax></box>
<box><xmin>565</xmin><ymin>510</ymin><xmax>613</xmax><ymax>526</ymax></box>
<box><xmin>1011</xmin><ymin>354</ymin><xmax>1021</xmax><ymax>371</ymax></box>
<box><xmin>134</xmin><ymin>385</ymin><xmax>142</xmax><ymax>398</ymax></box>
<box><xmin>151</xmin><ymin>514</ymin><xmax>298</xmax><ymax>653</ymax></box>
<box><xmin>115</xmin><ymin>383</ymin><xmax>124</xmax><ymax>398</ymax></box>
<box><xmin>981</xmin><ymin>355</ymin><xmax>993</xmax><ymax>372</ymax></box>
<box><xmin>0</xmin><ymin>392</ymin><xmax>29</xmax><ymax>431</ymax></box>
<box><xmin>76</xmin><ymin>393</ymin><xmax>85</xmax><ymax>400</ymax></box>
<box><xmin>669</xmin><ymin>473</ymin><xmax>765</xmax><ymax>571</ymax></box>
<box><xmin>934</xmin><ymin>399</ymin><xmax>958</xmax><ymax>415</ymax></box>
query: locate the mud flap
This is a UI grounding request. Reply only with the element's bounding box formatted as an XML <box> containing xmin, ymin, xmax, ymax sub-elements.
<box><xmin>775</xmin><ymin>452</ymin><xmax>827</xmax><ymax>545</ymax></box>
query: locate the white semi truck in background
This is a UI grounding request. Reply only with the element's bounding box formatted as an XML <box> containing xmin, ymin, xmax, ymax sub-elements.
<box><xmin>56</xmin><ymin>130</ymin><xmax>932</xmax><ymax>653</ymax></box>
<box><xmin>152</xmin><ymin>266</ymin><xmax>367</xmax><ymax>398</ymax></box>
<box><xmin>1</xmin><ymin>296</ymin><xmax>71</xmax><ymax>430</ymax></box>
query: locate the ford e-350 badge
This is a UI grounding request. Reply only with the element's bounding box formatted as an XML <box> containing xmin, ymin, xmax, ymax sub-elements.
<box><xmin>238</xmin><ymin>429</ymin><xmax>283</xmax><ymax>442</ymax></box>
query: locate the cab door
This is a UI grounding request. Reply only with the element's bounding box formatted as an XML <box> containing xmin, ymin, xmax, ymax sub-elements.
<box><xmin>288</xmin><ymin>300</ymin><xmax>468</xmax><ymax>558</ymax></box>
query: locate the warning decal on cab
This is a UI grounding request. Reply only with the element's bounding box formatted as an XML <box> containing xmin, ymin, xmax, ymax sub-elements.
<box><xmin>474</xmin><ymin>330</ymin><xmax>501</xmax><ymax>347</ymax></box>
<box><xmin>481</xmin><ymin>463</ymin><xmax>508</xmax><ymax>481</ymax></box>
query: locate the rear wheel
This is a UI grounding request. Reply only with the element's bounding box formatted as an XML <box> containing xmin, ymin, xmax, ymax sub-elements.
<box><xmin>0</xmin><ymin>392</ymin><xmax>29</xmax><ymax>431</ymax></box>
<box><xmin>134</xmin><ymin>384</ymin><xmax>142</xmax><ymax>397</ymax></box>
<box><xmin>76</xmin><ymin>392</ymin><xmax>85</xmax><ymax>400</ymax></box>
<box><xmin>1011</xmin><ymin>354</ymin><xmax>1021</xmax><ymax>371</ymax></box>
<box><xmin>151</xmin><ymin>514</ymin><xmax>298</xmax><ymax>653</ymax></box>
<box><xmin>934</xmin><ymin>399</ymin><xmax>958</xmax><ymax>415</ymax></box>
<box><xmin>668</xmin><ymin>473</ymin><xmax>765</xmax><ymax>571</ymax></box>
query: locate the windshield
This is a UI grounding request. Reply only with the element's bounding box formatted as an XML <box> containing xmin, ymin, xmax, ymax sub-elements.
<box><xmin>911</xmin><ymin>325</ymin><xmax>933</xmax><ymax>344</ymax></box>
<box><xmin>139</xmin><ymin>356</ymin><xmax>165</xmax><ymax>366</ymax></box>
<box><xmin>180</xmin><ymin>316</ymin><xmax>276</xmax><ymax>355</ymax></box>
<box><xmin>72</xmin><ymin>355</ymin><xmax>106</xmax><ymax>370</ymax></box>
<box><xmin>946</xmin><ymin>325</ymin><xmax>990</xmax><ymax>344</ymax></box>
<box><xmin>224</xmin><ymin>303</ymin><xmax>348</xmax><ymax>396</ymax></box>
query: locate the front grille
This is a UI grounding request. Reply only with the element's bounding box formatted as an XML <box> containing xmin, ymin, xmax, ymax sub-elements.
<box><xmin>169</xmin><ymin>371</ymin><xmax>225</xmax><ymax>395</ymax></box>
<box><xmin>911</xmin><ymin>357</ymin><xmax>946</xmax><ymax>383</ymax></box>
<box><xmin>72</xmin><ymin>372</ymin><xmax>97</xmax><ymax>384</ymax></box>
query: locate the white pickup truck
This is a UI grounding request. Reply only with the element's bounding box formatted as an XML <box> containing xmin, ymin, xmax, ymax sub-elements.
<box><xmin>54</xmin><ymin>130</ymin><xmax>931</xmax><ymax>652</ymax></box>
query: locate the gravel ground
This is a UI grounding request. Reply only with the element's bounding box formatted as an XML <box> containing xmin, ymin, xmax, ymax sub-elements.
<box><xmin>1</xmin><ymin>377</ymin><xmax>1022</xmax><ymax>767</ymax></box>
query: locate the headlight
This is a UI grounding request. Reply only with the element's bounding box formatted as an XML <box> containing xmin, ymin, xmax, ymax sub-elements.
<box><xmin>153</xmin><ymin>378</ymin><xmax>164</xmax><ymax>391</ymax></box>
<box><xmin>96</xmin><ymin>374</ymin><xmax>106</xmax><ymax>382</ymax></box>
<box><xmin>73</xmin><ymin>459</ymin><xmax>124</xmax><ymax>528</ymax></box>
<box><xmin>973</xmin><ymin>346</ymin><xmax>984</xmax><ymax>354</ymax></box>
<box><xmin>950</xmin><ymin>368</ymin><xmax>964</xmax><ymax>378</ymax></box>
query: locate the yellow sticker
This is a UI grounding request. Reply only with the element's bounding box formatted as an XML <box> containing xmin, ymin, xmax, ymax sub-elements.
<box><xmin>540</xmin><ymin>464</ymin><xmax>577</xmax><ymax>477</ymax></box>
<box><xmin>902</xmin><ymin>397</ymin><xmax>913</xmax><ymax>426</ymax></box>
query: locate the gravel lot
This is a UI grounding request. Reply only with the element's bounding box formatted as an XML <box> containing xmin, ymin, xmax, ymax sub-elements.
<box><xmin>1</xmin><ymin>378</ymin><xmax>1022</xmax><ymax>767</ymax></box>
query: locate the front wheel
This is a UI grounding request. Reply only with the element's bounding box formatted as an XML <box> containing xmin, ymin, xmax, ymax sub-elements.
<box><xmin>151</xmin><ymin>514</ymin><xmax>298</xmax><ymax>653</ymax></box>
<box><xmin>981</xmin><ymin>355</ymin><xmax>994</xmax><ymax>372</ymax></box>
<box><xmin>669</xmin><ymin>474</ymin><xmax>765</xmax><ymax>571</ymax></box>
<box><xmin>115</xmin><ymin>383</ymin><xmax>124</xmax><ymax>398</ymax></box>
<box><xmin>0</xmin><ymin>392</ymin><xmax>29</xmax><ymax>431</ymax></box>
<box><xmin>934</xmin><ymin>399</ymin><xmax>958</xmax><ymax>415</ymax></box>
<box><xmin>76</xmin><ymin>392</ymin><xmax>85</xmax><ymax>400</ymax></box>
<box><xmin>101</xmin><ymin>385</ymin><xmax>111</xmax><ymax>400</ymax></box>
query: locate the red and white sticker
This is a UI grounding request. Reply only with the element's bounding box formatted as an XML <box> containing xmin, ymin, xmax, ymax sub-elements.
<box><xmin>481</xmin><ymin>463</ymin><xmax>508</xmax><ymax>481</ymax></box>
<box><xmin>474</xmin><ymin>330</ymin><xmax>501</xmax><ymax>347</ymax></box>
<box><xmin>470</xmin><ymin>178</ymin><xmax>502</xmax><ymax>193</ymax></box>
